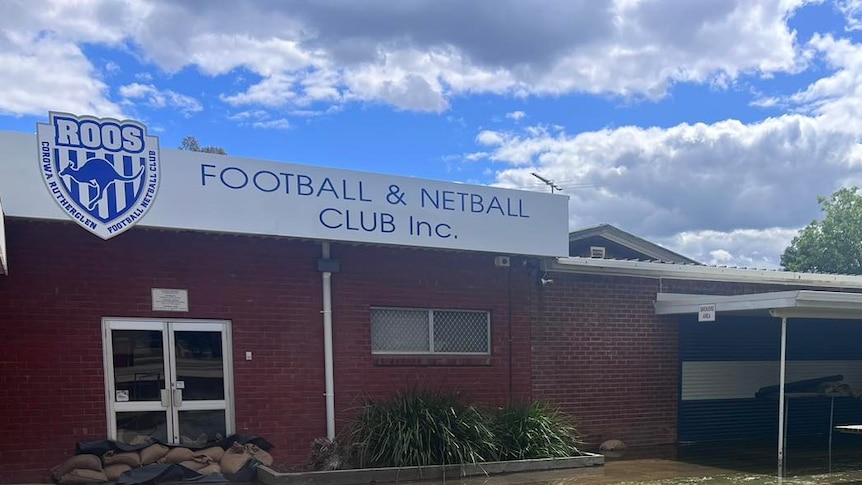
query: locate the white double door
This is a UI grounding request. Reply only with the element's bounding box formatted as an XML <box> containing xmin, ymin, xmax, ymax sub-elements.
<box><xmin>103</xmin><ymin>319</ymin><xmax>234</xmax><ymax>446</ymax></box>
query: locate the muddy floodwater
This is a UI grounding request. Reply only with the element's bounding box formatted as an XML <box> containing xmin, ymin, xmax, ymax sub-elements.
<box><xmin>406</xmin><ymin>439</ymin><xmax>862</xmax><ymax>485</ymax></box>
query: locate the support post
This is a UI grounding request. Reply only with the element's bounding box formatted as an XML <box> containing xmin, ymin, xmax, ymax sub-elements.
<box><xmin>322</xmin><ymin>242</ymin><xmax>335</xmax><ymax>440</ymax></box>
<box><xmin>778</xmin><ymin>316</ymin><xmax>788</xmax><ymax>477</ymax></box>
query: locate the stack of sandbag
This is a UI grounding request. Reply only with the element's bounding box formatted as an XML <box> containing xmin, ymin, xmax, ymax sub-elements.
<box><xmin>102</xmin><ymin>449</ymin><xmax>141</xmax><ymax>481</ymax></box>
<box><xmin>157</xmin><ymin>445</ymin><xmax>226</xmax><ymax>475</ymax></box>
<box><xmin>51</xmin><ymin>455</ymin><xmax>107</xmax><ymax>484</ymax></box>
<box><xmin>219</xmin><ymin>442</ymin><xmax>273</xmax><ymax>475</ymax></box>
<box><xmin>52</xmin><ymin>442</ymin><xmax>274</xmax><ymax>483</ymax></box>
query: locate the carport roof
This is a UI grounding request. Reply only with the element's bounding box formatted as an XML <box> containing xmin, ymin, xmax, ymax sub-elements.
<box><xmin>655</xmin><ymin>290</ymin><xmax>862</xmax><ymax>320</ymax></box>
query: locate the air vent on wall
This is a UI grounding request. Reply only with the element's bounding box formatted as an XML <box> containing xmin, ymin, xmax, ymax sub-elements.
<box><xmin>590</xmin><ymin>246</ymin><xmax>606</xmax><ymax>259</ymax></box>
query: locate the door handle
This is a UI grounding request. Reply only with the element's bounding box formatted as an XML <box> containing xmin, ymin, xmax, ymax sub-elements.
<box><xmin>160</xmin><ymin>390</ymin><xmax>170</xmax><ymax>408</ymax></box>
<box><xmin>173</xmin><ymin>389</ymin><xmax>183</xmax><ymax>408</ymax></box>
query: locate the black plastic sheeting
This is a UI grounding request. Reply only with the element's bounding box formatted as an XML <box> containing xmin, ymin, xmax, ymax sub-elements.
<box><xmin>69</xmin><ymin>435</ymin><xmax>274</xmax><ymax>485</ymax></box>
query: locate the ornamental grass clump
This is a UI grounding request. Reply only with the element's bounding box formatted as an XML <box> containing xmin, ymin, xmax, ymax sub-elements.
<box><xmin>491</xmin><ymin>400</ymin><xmax>582</xmax><ymax>461</ymax></box>
<box><xmin>348</xmin><ymin>389</ymin><xmax>497</xmax><ymax>468</ymax></box>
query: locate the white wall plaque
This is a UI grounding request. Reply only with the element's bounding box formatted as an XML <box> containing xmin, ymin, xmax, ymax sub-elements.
<box><xmin>152</xmin><ymin>288</ymin><xmax>189</xmax><ymax>312</ymax></box>
<box><xmin>698</xmin><ymin>304</ymin><xmax>716</xmax><ymax>322</ymax></box>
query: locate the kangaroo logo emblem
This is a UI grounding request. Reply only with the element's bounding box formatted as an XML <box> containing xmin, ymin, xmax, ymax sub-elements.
<box><xmin>60</xmin><ymin>157</ymin><xmax>146</xmax><ymax>210</ymax></box>
<box><xmin>37</xmin><ymin>112</ymin><xmax>160</xmax><ymax>239</ymax></box>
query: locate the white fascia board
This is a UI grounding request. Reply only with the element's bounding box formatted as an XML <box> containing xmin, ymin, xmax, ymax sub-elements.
<box><xmin>656</xmin><ymin>290</ymin><xmax>862</xmax><ymax>320</ymax></box>
<box><xmin>654</xmin><ymin>291</ymin><xmax>801</xmax><ymax>316</ymax></box>
<box><xmin>549</xmin><ymin>257</ymin><xmax>862</xmax><ymax>289</ymax></box>
<box><xmin>0</xmin><ymin>197</ymin><xmax>6</xmax><ymax>275</ymax></box>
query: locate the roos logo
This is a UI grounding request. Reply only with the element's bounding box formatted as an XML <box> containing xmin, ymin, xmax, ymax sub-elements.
<box><xmin>37</xmin><ymin>112</ymin><xmax>160</xmax><ymax>239</ymax></box>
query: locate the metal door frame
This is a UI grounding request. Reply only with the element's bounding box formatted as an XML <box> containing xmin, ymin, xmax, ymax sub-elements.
<box><xmin>102</xmin><ymin>317</ymin><xmax>235</xmax><ymax>443</ymax></box>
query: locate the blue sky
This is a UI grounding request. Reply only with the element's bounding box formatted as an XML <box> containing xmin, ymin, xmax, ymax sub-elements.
<box><xmin>3</xmin><ymin>0</ymin><xmax>862</xmax><ymax>268</ymax></box>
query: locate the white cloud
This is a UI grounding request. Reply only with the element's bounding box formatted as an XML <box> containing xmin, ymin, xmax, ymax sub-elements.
<box><xmin>709</xmin><ymin>249</ymin><xmax>735</xmax><ymax>265</ymax></box>
<box><xmin>476</xmin><ymin>130</ymin><xmax>506</xmax><ymax>146</ymax></box>
<box><xmin>251</xmin><ymin>118</ymin><xmax>291</xmax><ymax>130</ymax></box>
<box><xmin>465</xmin><ymin>152</ymin><xmax>489</xmax><ymax>161</ymax></box>
<box><xmin>119</xmin><ymin>83</ymin><xmax>202</xmax><ymax>117</ymax></box>
<box><xmin>660</xmin><ymin>228</ymin><xmax>800</xmax><ymax>269</ymax></box>
<box><xmin>227</xmin><ymin>110</ymin><xmax>270</xmax><ymax>121</ymax></box>
<box><xmin>104</xmin><ymin>61</ymin><xmax>120</xmax><ymax>75</ymax></box>
<box><xmin>506</xmin><ymin>111</ymin><xmax>526</xmax><ymax>121</ymax></box>
<box><xmin>225</xmin><ymin>109</ymin><xmax>291</xmax><ymax>130</ymax></box>
<box><xmin>837</xmin><ymin>0</ymin><xmax>862</xmax><ymax>30</ymax></box>
<box><xmin>0</xmin><ymin>31</ymin><xmax>121</xmax><ymax>117</ymax></box>
<box><xmin>0</xmin><ymin>0</ymin><xmax>817</xmax><ymax>115</ymax></box>
<box><xmin>480</xmin><ymin>112</ymin><xmax>861</xmax><ymax>268</ymax></box>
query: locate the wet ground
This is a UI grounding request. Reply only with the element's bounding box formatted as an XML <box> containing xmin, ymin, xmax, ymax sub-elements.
<box><xmin>407</xmin><ymin>436</ymin><xmax>862</xmax><ymax>485</ymax></box>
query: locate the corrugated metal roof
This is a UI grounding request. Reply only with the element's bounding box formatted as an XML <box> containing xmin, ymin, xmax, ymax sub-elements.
<box><xmin>546</xmin><ymin>256</ymin><xmax>862</xmax><ymax>288</ymax></box>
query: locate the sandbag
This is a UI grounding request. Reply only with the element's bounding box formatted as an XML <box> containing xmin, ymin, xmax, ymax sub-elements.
<box><xmin>139</xmin><ymin>444</ymin><xmax>170</xmax><ymax>465</ymax></box>
<box><xmin>244</xmin><ymin>443</ymin><xmax>273</xmax><ymax>467</ymax></box>
<box><xmin>194</xmin><ymin>446</ymin><xmax>225</xmax><ymax>463</ymax></box>
<box><xmin>58</xmin><ymin>468</ymin><xmax>108</xmax><ymax>484</ymax></box>
<box><xmin>220</xmin><ymin>443</ymin><xmax>251</xmax><ymax>475</ymax></box>
<box><xmin>53</xmin><ymin>454</ymin><xmax>102</xmax><ymax>481</ymax></box>
<box><xmin>178</xmin><ymin>460</ymin><xmax>205</xmax><ymax>472</ymax></box>
<box><xmin>104</xmin><ymin>463</ymin><xmax>133</xmax><ymax>481</ymax></box>
<box><xmin>159</xmin><ymin>447</ymin><xmax>195</xmax><ymax>464</ymax></box>
<box><xmin>196</xmin><ymin>463</ymin><xmax>221</xmax><ymax>476</ymax></box>
<box><xmin>103</xmin><ymin>450</ymin><xmax>141</xmax><ymax>468</ymax></box>
<box><xmin>179</xmin><ymin>455</ymin><xmax>212</xmax><ymax>472</ymax></box>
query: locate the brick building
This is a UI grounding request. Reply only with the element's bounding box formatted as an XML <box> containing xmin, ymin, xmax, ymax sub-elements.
<box><xmin>3</xmin><ymin>113</ymin><xmax>862</xmax><ymax>482</ymax></box>
<box><xmin>0</xmin><ymin>113</ymin><xmax>563</xmax><ymax>483</ymax></box>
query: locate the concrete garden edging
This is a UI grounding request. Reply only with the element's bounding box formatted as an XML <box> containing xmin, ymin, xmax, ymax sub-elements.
<box><xmin>256</xmin><ymin>452</ymin><xmax>604</xmax><ymax>485</ymax></box>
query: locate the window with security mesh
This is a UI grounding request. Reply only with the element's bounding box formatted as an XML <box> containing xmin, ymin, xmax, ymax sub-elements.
<box><xmin>371</xmin><ymin>307</ymin><xmax>490</xmax><ymax>355</ymax></box>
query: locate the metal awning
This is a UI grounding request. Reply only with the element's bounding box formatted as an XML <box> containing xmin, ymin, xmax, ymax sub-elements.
<box><xmin>657</xmin><ymin>290</ymin><xmax>862</xmax><ymax>320</ymax></box>
<box><xmin>0</xmin><ymin>196</ymin><xmax>6</xmax><ymax>275</ymax></box>
<box><xmin>655</xmin><ymin>290</ymin><xmax>862</xmax><ymax>477</ymax></box>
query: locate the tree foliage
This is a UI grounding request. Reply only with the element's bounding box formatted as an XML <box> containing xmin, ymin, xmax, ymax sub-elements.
<box><xmin>781</xmin><ymin>187</ymin><xmax>862</xmax><ymax>274</ymax></box>
<box><xmin>178</xmin><ymin>135</ymin><xmax>227</xmax><ymax>155</ymax></box>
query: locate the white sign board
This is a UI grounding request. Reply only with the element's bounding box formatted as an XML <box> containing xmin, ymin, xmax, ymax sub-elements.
<box><xmin>0</xmin><ymin>196</ymin><xmax>6</xmax><ymax>275</ymax></box>
<box><xmin>152</xmin><ymin>288</ymin><xmax>189</xmax><ymax>312</ymax></box>
<box><xmin>698</xmin><ymin>304</ymin><xmax>716</xmax><ymax>322</ymax></box>
<box><xmin>0</xmin><ymin>124</ymin><xmax>569</xmax><ymax>256</ymax></box>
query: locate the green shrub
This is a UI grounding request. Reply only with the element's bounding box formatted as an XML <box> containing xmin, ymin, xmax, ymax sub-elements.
<box><xmin>346</xmin><ymin>388</ymin><xmax>497</xmax><ymax>468</ymax></box>
<box><xmin>491</xmin><ymin>400</ymin><xmax>582</xmax><ymax>461</ymax></box>
<box><xmin>343</xmin><ymin>390</ymin><xmax>582</xmax><ymax>469</ymax></box>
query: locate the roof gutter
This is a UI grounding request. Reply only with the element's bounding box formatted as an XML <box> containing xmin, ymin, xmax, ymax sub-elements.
<box><xmin>546</xmin><ymin>257</ymin><xmax>862</xmax><ymax>289</ymax></box>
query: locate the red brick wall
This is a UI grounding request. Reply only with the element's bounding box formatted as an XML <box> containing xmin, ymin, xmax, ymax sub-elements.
<box><xmin>0</xmin><ymin>219</ymin><xmax>530</xmax><ymax>483</ymax></box>
<box><xmin>530</xmin><ymin>270</ymin><xmax>862</xmax><ymax>451</ymax></box>
<box><xmin>531</xmin><ymin>272</ymin><xmax>679</xmax><ymax>449</ymax></box>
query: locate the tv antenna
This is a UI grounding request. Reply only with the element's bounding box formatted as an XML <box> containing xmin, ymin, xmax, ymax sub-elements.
<box><xmin>531</xmin><ymin>172</ymin><xmax>562</xmax><ymax>194</ymax></box>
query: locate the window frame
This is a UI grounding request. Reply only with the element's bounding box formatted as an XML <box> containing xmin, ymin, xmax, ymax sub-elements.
<box><xmin>370</xmin><ymin>306</ymin><xmax>491</xmax><ymax>356</ymax></box>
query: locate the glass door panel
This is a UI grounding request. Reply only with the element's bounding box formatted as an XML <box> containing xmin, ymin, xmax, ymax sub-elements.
<box><xmin>116</xmin><ymin>411</ymin><xmax>169</xmax><ymax>443</ymax></box>
<box><xmin>105</xmin><ymin>320</ymin><xmax>232</xmax><ymax>446</ymax></box>
<box><xmin>106</xmin><ymin>322</ymin><xmax>172</xmax><ymax>445</ymax></box>
<box><xmin>173</xmin><ymin>330</ymin><xmax>225</xmax><ymax>401</ymax></box>
<box><xmin>111</xmin><ymin>329</ymin><xmax>166</xmax><ymax>402</ymax></box>
<box><xmin>177</xmin><ymin>410</ymin><xmax>227</xmax><ymax>447</ymax></box>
